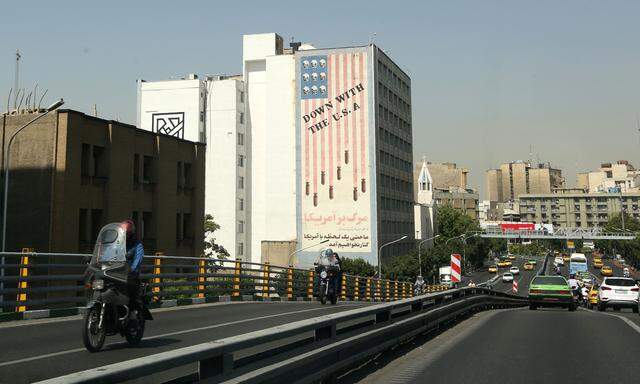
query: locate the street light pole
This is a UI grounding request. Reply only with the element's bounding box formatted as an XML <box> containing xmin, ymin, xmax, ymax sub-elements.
<box><xmin>377</xmin><ymin>235</ymin><xmax>408</xmax><ymax>278</ymax></box>
<box><xmin>2</xmin><ymin>99</ymin><xmax>64</xmax><ymax>252</ymax></box>
<box><xmin>417</xmin><ymin>234</ymin><xmax>440</xmax><ymax>277</ymax></box>
<box><xmin>287</xmin><ymin>239</ymin><xmax>329</xmax><ymax>266</ymax></box>
<box><xmin>1</xmin><ymin>100</ymin><xmax>63</xmax><ymax>308</ymax></box>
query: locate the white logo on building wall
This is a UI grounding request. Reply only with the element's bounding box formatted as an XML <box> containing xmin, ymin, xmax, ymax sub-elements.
<box><xmin>152</xmin><ymin>112</ymin><xmax>185</xmax><ymax>139</ymax></box>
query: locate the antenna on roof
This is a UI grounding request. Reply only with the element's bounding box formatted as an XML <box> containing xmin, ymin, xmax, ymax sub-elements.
<box><xmin>14</xmin><ymin>49</ymin><xmax>20</xmax><ymax>109</ymax></box>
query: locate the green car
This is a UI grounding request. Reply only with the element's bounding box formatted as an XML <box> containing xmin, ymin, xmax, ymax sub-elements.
<box><xmin>528</xmin><ymin>275</ymin><xmax>576</xmax><ymax>311</ymax></box>
<box><xmin>528</xmin><ymin>259</ymin><xmax>537</xmax><ymax>266</ymax></box>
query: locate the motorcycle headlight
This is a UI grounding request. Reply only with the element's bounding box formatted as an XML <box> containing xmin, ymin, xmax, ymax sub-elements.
<box><xmin>320</xmin><ymin>271</ymin><xmax>328</xmax><ymax>279</ymax></box>
<box><xmin>92</xmin><ymin>279</ymin><xmax>104</xmax><ymax>290</ymax></box>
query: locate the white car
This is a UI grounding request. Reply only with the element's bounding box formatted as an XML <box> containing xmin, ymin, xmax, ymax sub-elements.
<box><xmin>509</xmin><ymin>266</ymin><xmax>520</xmax><ymax>275</ymax></box>
<box><xmin>502</xmin><ymin>273</ymin><xmax>514</xmax><ymax>283</ymax></box>
<box><xmin>597</xmin><ymin>277</ymin><xmax>639</xmax><ymax>312</ymax></box>
<box><xmin>581</xmin><ymin>276</ymin><xmax>593</xmax><ymax>287</ymax></box>
<box><xmin>554</xmin><ymin>257</ymin><xmax>564</xmax><ymax>266</ymax></box>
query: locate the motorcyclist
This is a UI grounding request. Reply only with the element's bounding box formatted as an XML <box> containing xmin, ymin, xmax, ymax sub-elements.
<box><xmin>624</xmin><ymin>267</ymin><xmax>630</xmax><ymax>278</ymax></box>
<box><xmin>581</xmin><ymin>285</ymin><xmax>589</xmax><ymax>306</ymax></box>
<box><xmin>123</xmin><ymin>220</ymin><xmax>144</xmax><ymax>311</ymax></box>
<box><xmin>414</xmin><ymin>275</ymin><xmax>425</xmax><ymax>294</ymax></box>
<box><xmin>468</xmin><ymin>280</ymin><xmax>476</xmax><ymax>288</ymax></box>
<box><xmin>568</xmin><ymin>274</ymin><xmax>580</xmax><ymax>301</ymax></box>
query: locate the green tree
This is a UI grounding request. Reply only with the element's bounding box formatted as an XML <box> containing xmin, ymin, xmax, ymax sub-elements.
<box><xmin>203</xmin><ymin>214</ymin><xmax>229</xmax><ymax>258</ymax></box>
<box><xmin>341</xmin><ymin>257</ymin><xmax>376</xmax><ymax>277</ymax></box>
<box><xmin>595</xmin><ymin>213</ymin><xmax>640</xmax><ymax>267</ymax></box>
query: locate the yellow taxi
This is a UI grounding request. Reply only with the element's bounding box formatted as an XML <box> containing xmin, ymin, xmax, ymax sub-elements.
<box><xmin>488</xmin><ymin>265</ymin><xmax>498</xmax><ymax>273</ymax></box>
<box><xmin>600</xmin><ymin>266</ymin><xmax>613</xmax><ymax>276</ymax></box>
<box><xmin>562</xmin><ymin>254</ymin><xmax>570</xmax><ymax>263</ymax></box>
<box><xmin>587</xmin><ymin>286</ymin><xmax>599</xmax><ymax>309</ymax></box>
<box><xmin>507</xmin><ymin>254</ymin><xmax>516</xmax><ymax>261</ymax></box>
<box><xmin>497</xmin><ymin>260</ymin><xmax>512</xmax><ymax>267</ymax></box>
<box><xmin>593</xmin><ymin>259</ymin><xmax>603</xmax><ymax>269</ymax></box>
<box><xmin>523</xmin><ymin>262</ymin><xmax>534</xmax><ymax>270</ymax></box>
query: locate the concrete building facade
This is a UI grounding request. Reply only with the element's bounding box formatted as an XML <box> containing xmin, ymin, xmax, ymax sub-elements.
<box><xmin>486</xmin><ymin>161</ymin><xmax>564</xmax><ymax>203</ymax></box>
<box><xmin>137</xmin><ymin>33</ymin><xmax>414</xmax><ymax>266</ymax></box>
<box><xmin>0</xmin><ymin>110</ymin><xmax>205</xmax><ymax>255</ymax></box>
<box><xmin>519</xmin><ymin>192</ymin><xmax>639</xmax><ymax>229</ymax></box>
<box><xmin>577</xmin><ymin>160</ymin><xmax>640</xmax><ymax>194</ymax></box>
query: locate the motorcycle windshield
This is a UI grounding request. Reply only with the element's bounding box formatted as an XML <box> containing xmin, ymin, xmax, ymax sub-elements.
<box><xmin>90</xmin><ymin>223</ymin><xmax>130</xmax><ymax>281</ymax></box>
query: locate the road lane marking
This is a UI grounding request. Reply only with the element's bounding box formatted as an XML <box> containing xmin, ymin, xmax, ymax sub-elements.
<box><xmin>0</xmin><ymin>304</ymin><xmax>363</xmax><ymax>368</ymax></box>
<box><xmin>585</xmin><ymin>308</ymin><xmax>640</xmax><ymax>335</ymax></box>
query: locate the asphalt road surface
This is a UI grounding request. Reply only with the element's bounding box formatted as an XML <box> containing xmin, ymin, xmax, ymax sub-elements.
<box><xmin>355</xmin><ymin>306</ymin><xmax>640</xmax><ymax>384</ymax></box>
<box><xmin>0</xmin><ymin>301</ymin><xmax>370</xmax><ymax>383</ymax></box>
<box><xmin>461</xmin><ymin>254</ymin><xmax>543</xmax><ymax>296</ymax></box>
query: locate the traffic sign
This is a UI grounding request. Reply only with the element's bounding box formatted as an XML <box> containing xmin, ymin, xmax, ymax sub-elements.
<box><xmin>567</xmin><ymin>240</ymin><xmax>575</xmax><ymax>249</ymax></box>
<box><xmin>451</xmin><ymin>254</ymin><xmax>462</xmax><ymax>283</ymax></box>
<box><xmin>512</xmin><ymin>280</ymin><xmax>518</xmax><ymax>293</ymax></box>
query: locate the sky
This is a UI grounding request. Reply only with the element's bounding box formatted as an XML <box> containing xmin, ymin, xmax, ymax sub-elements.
<box><xmin>1</xmin><ymin>0</ymin><xmax>639</xmax><ymax>198</ymax></box>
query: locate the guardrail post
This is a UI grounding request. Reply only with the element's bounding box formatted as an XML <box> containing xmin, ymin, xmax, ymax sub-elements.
<box><xmin>385</xmin><ymin>280</ymin><xmax>390</xmax><ymax>301</ymax></box>
<box><xmin>232</xmin><ymin>258</ymin><xmax>242</xmax><ymax>297</ymax></box>
<box><xmin>199</xmin><ymin>352</ymin><xmax>234</xmax><ymax>379</ymax></box>
<box><xmin>15</xmin><ymin>248</ymin><xmax>33</xmax><ymax>312</ymax></box>
<box><xmin>354</xmin><ymin>277</ymin><xmax>359</xmax><ymax>301</ymax></box>
<box><xmin>393</xmin><ymin>280</ymin><xmax>398</xmax><ymax>301</ymax></box>
<box><xmin>403</xmin><ymin>282</ymin><xmax>408</xmax><ymax>298</ymax></box>
<box><xmin>375</xmin><ymin>279</ymin><xmax>381</xmax><ymax>301</ymax></box>
<box><xmin>340</xmin><ymin>274</ymin><xmax>347</xmax><ymax>301</ymax></box>
<box><xmin>287</xmin><ymin>265</ymin><xmax>294</xmax><ymax>300</ymax></box>
<box><xmin>365</xmin><ymin>277</ymin><xmax>371</xmax><ymax>301</ymax></box>
<box><xmin>197</xmin><ymin>259</ymin><xmax>205</xmax><ymax>298</ymax></box>
<box><xmin>262</xmin><ymin>262</ymin><xmax>270</xmax><ymax>298</ymax></box>
<box><xmin>307</xmin><ymin>269</ymin><xmax>314</xmax><ymax>300</ymax></box>
<box><xmin>153</xmin><ymin>252</ymin><xmax>163</xmax><ymax>302</ymax></box>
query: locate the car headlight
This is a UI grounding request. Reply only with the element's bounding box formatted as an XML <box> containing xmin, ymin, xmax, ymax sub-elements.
<box><xmin>92</xmin><ymin>279</ymin><xmax>104</xmax><ymax>290</ymax></box>
<box><xmin>320</xmin><ymin>271</ymin><xmax>328</xmax><ymax>279</ymax></box>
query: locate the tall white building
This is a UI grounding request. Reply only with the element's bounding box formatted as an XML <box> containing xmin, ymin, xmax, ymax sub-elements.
<box><xmin>137</xmin><ymin>32</ymin><xmax>415</xmax><ymax>267</ymax></box>
<box><xmin>137</xmin><ymin>74</ymin><xmax>247</xmax><ymax>260</ymax></box>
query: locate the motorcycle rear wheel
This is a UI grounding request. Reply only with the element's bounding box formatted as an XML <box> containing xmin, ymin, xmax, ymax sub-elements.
<box><xmin>320</xmin><ymin>292</ymin><xmax>326</xmax><ymax>305</ymax></box>
<box><xmin>125</xmin><ymin>312</ymin><xmax>145</xmax><ymax>346</ymax></box>
<box><xmin>82</xmin><ymin>307</ymin><xmax>106</xmax><ymax>352</ymax></box>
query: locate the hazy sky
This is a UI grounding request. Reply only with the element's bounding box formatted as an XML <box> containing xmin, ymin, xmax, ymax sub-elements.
<box><xmin>2</xmin><ymin>1</ymin><xmax>639</xmax><ymax>198</ymax></box>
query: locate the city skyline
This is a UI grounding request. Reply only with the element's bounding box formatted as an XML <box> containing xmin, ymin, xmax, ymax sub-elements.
<box><xmin>2</xmin><ymin>1</ymin><xmax>640</xmax><ymax>198</ymax></box>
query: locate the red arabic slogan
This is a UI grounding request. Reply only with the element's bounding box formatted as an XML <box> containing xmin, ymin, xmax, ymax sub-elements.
<box><xmin>302</xmin><ymin>52</ymin><xmax>368</xmax><ymax>207</ymax></box>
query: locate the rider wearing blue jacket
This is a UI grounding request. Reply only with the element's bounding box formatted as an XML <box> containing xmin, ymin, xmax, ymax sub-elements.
<box><xmin>123</xmin><ymin>220</ymin><xmax>144</xmax><ymax>307</ymax></box>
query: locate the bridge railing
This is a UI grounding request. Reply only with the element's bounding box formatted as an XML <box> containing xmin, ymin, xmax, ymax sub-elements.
<box><xmin>0</xmin><ymin>251</ymin><xmax>436</xmax><ymax>315</ymax></box>
<box><xmin>37</xmin><ymin>287</ymin><xmax>527</xmax><ymax>384</ymax></box>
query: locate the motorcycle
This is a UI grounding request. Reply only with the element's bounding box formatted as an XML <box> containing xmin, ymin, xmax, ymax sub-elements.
<box><xmin>82</xmin><ymin>223</ymin><xmax>153</xmax><ymax>352</ymax></box>
<box><xmin>316</xmin><ymin>252</ymin><xmax>340</xmax><ymax>305</ymax></box>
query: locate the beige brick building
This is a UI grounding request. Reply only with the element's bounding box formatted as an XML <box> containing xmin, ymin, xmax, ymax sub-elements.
<box><xmin>519</xmin><ymin>192</ymin><xmax>638</xmax><ymax>229</ymax></box>
<box><xmin>0</xmin><ymin>110</ymin><xmax>205</xmax><ymax>256</ymax></box>
<box><xmin>486</xmin><ymin>161</ymin><xmax>564</xmax><ymax>203</ymax></box>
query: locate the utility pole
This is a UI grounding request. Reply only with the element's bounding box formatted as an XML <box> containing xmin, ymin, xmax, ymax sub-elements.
<box><xmin>14</xmin><ymin>49</ymin><xmax>21</xmax><ymax>109</ymax></box>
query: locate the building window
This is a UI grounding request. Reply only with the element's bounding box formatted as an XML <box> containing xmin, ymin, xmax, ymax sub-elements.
<box><xmin>237</xmin><ymin>133</ymin><xmax>244</xmax><ymax>146</ymax></box>
<box><xmin>238</xmin><ymin>176</ymin><xmax>244</xmax><ymax>189</ymax></box>
<box><xmin>177</xmin><ymin>162</ymin><xmax>183</xmax><ymax>190</ymax></box>
<box><xmin>237</xmin><ymin>155</ymin><xmax>245</xmax><ymax>167</ymax></box>
<box><xmin>142</xmin><ymin>156</ymin><xmax>154</xmax><ymax>183</ymax></box>
<box><xmin>142</xmin><ymin>211</ymin><xmax>153</xmax><ymax>240</ymax></box>
<box><xmin>133</xmin><ymin>154</ymin><xmax>140</xmax><ymax>185</ymax></box>
<box><xmin>132</xmin><ymin>211</ymin><xmax>139</xmax><ymax>238</ymax></box>
<box><xmin>175</xmin><ymin>213</ymin><xmax>183</xmax><ymax>241</ymax></box>
<box><xmin>183</xmin><ymin>213</ymin><xmax>192</xmax><ymax>240</ymax></box>
<box><xmin>239</xmin><ymin>198</ymin><xmax>244</xmax><ymax>211</ymax></box>
<box><xmin>238</xmin><ymin>220</ymin><xmax>244</xmax><ymax>234</ymax></box>
<box><xmin>183</xmin><ymin>162</ymin><xmax>193</xmax><ymax>188</ymax></box>
<box><xmin>200</xmin><ymin>111</ymin><xmax>204</xmax><ymax>122</ymax></box>
<box><xmin>92</xmin><ymin>146</ymin><xmax>107</xmax><ymax>178</ymax></box>
<box><xmin>239</xmin><ymin>90</ymin><xmax>245</xmax><ymax>103</ymax></box>
<box><xmin>239</xmin><ymin>112</ymin><xmax>245</xmax><ymax>124</ymax></box>
<box><xmin>238</xmin><ymin>242</ymin><xmax>244</xmax><ymax>256</ymax></box>
<box><xmin>78</xmin><ymin>208</ymin><xmax>88</xmax><ymax>247</ymax></box>
<box><xmin>81</xmin><ymin>144</ymin><xmax>91</xmax><ymax>177</ymax></box>
<box><xmin>90</xmin><ymin>209</ymin><xmax>103</xmax><ymax>243</ymax></box>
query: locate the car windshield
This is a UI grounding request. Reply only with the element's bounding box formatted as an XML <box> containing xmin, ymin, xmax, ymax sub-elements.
<box><xmin>532</xmin><ymin>276</ymin><xmax>567</xmax><ymax>285</ymax></box>
<box><xmin>604</xmin><ymin>278</ymin><xmax>636</xmax><ymax>287</ymax></box>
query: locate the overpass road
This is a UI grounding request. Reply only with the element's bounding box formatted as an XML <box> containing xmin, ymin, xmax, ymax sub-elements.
<box><xmin>0</xmin><ymin>301</ymin><xmax>370</xmax><ymax>383</ymax></box>
<box><xmin>352</xmin><ymin>306</ymin><xmax>640</xmax><ymax>384</ymax></box>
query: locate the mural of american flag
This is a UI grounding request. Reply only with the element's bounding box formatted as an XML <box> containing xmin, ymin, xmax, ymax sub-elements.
<box><xmin>301</xmin><ymin>52</ymin><xmax>368</xmax><ymax>208</ymax></box>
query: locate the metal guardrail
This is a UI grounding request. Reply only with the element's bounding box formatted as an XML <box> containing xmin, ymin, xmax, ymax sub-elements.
<box><xmin>0</xmin><ymin>251</ymin><xmax>430</xmax><ymax>314</ymax></box>
<box><xmin>36</xmin><ymin>287</ymin><xmax>527</xmax><ymax>384</ymax></box>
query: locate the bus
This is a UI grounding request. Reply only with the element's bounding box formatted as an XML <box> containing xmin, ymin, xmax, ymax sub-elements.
<box><xmin>569</xmin><ymin>253</ymin><xmax>588</xmax><ymax>276</ymax></box>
